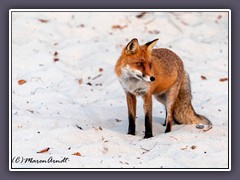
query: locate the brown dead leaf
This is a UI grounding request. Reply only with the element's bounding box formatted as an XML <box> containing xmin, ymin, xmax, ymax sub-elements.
<box><xmin>201</xmin><ymin>75</ymin><xmax>207</xmax><ymax>80</ymax></box>
<box><xmin>219</xmin><ymin>77</ymin><xmax>228</xmax><ymax>82</ymax></box>
<box><xmin>99</xmin><ymin>126</ymin><xmax>103</xmax><ymax>130</ymax></box>
<box><xmin>78</xmin><ymin>78</ymin><xmax>83</xmax><ymax>85</ymax></box>
<box><xmin>72</xmin><ymin>152</ymin><xmax>81</xmax><ymax>156</ymax></box>
<box><xmin>191</xmin><ymin>145</ymin><xmax>197</xmax><ymax>150</ymax></box>
<box><xmin>18</xmin><ymin>79</ymin><xmax>27</xmax><ymax>85</ymax></box>
<box><xmin>181</xmin><ymin>146</ymin><xmax>188</xmax><ymax>150</ymax></box>
<box><xmin>102</xmin><ymin>147</ymin><xmax>108</xmax><ymax>154</ymax></box>
<box><xmin>112</xmin><ymin>25</ymin><xmax>128</xmax><ymax>30</ymax></box>
<box><xmin>37</xmin><ymin>147</ymin><xmax>50</xmax><ymax>153</ymax></box>
<box><xmin>99</xmin><ymin>68</ymin><xmax>104</xmax><ymax>72</ymax></box>
<box><xmin>136</xmin><ymin>12</ymin><xmax>147</xmax><ymax>18</ymax></box>
<box><xmin>54</xmin><ymin>51</ymin><xmax>58</xmax><ymax>56</ymax></box>
<box><xmin>38</xmin><ymin>19</ymin><xmax>49</xmax><ymax>23</ymax></box>
<box><xmin>217</xmin><ymin>15</ymin><xmax>222</xmax><ymax>20</ymax></box>
<box><xmin>54</xmin><ymin>58</ymin><xmax>59</xmax><ymax>62</ymax></box>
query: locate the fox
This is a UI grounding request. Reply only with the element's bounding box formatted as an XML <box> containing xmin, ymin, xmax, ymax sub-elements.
<box><xmin>115</xmin><ymin>38</ymin><xmax>212</xmax><ymax>138</ymax></box>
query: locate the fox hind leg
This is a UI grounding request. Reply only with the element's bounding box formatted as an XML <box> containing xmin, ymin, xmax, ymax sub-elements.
<box><xmin>165</xmin><ymin>83</ymin><xmax>181</xmax><ymax>133</ymax></box>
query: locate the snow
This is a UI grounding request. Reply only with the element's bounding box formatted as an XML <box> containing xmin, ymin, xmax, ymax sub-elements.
<box><xmin>11</xmin><ymin>11</ymin><xmax>229</xmax><ymax>169</ymax></box>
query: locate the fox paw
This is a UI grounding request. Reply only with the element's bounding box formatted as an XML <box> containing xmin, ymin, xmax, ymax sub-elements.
<box><xmin>144</xmin><ymin>133</ymin><xmax>153</xmax><ymax>139</ymax></box>
<box><xmin>127</xmin><ymin>130</ymin><xmax>135</xmax><ymax>135</ymax></box>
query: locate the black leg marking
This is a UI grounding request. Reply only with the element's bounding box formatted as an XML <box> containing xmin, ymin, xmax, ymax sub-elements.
<box><xmin>144</xmin><ymin>113</ymin><xmax>153</xmax><ymax>138</ymax></box>
<box><xmin>128</xmin><ymin>113</ymin><xmax>135</xmax><ymax>135</ymax></box>
<box><xmin>163</xmin><ymin>110</ymin><xmax>167</xmax><ymax>126</ymax></box>
<box><xmin>165</xmin><ymin>122</ymin><xmax>172</xmax><ymax>133</ymax></box>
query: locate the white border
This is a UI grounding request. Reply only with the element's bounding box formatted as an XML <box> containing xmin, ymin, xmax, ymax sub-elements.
<box><xmin>9</xmin><ymin>9</ymin><xmax>231</xmax><ymax>171</ymax></box>
<box><xmin>10</xmin><ymin>9</ymin><xmax>230</xmax><ymax>11</ymax></box>
<box><xmin>9</xmin><ymin>9</ymin><xmax>12</xmax><ymax>172</ymax></box>
<box><xmin>228</xmin><ymin>9</ymin><xmax>231</xmax><ymax>171</ymax></box>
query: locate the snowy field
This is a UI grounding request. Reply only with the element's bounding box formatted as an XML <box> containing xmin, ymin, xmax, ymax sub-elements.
<box><xmin>11</xmin><ymin>11</ymin><xmax>229</xmax><ymax>169</ymax></box>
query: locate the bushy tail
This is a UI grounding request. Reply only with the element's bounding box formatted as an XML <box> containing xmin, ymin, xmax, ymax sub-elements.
<box><xmin>173</xmin><ymin>71</ymin><xmax>212</xmax><ymax>132</ymax></box>
<box><xmin>195</xmin><ymin>113</ymin><xmax>212</xmax><ymax>132</ymax></box>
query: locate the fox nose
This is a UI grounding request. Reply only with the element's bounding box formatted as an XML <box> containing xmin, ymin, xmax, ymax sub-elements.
<box><xmin>150</xmin><ymin>76</ymin><xmax>155</xmax><ymax>82</ymax></box>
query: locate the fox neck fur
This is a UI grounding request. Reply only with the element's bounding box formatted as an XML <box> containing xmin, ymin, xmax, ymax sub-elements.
<box><xmin>119</xmin><ymin>65</ymin><xmax>150</xmax><ymax>96</ymax></box>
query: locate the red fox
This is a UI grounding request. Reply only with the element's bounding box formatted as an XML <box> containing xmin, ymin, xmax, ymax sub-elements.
<box><xmin>115</xmin><ymin>38</ymin><xmax>212</xmax><ymax>138</ymax></box>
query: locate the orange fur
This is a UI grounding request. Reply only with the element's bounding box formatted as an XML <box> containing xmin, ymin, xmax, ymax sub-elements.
<box><xmin>115</xmin><ymin>38</ymin><xmax>212</xmax><ymax>138</ymax></box>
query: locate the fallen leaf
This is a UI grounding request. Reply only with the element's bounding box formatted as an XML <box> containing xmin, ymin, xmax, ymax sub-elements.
<box><xmin>78</xmin><ymin>79</ymin><xmax>83</xmax><ymax>85</ymax></box>
<box><xmin>37</xmin><ymin>147</ymin><xmax>50</xmax><ymax>153</ymax></box>
<box><xmin>191</xmin><ymin>145</ymin><xmax>197</xmax><ymax>150</ymax></box>
<box><xmin>219</xmin><ymin>77</ymin><xmax>228</xmax><ymax>82</ymax></box>
<box><xmin>86</xmin><ymin>82</ymin><xmax>92</xmax><ymax>86</ymax></box>
<box><xmin>115</xmin><ymin>118</ymin><xmax>122</xmax><ymax>122</ymax></box>
<box><xmin>99</xmin><ymin>68</ymin><xmax>104</xmax><ymax>72</ymax></box>
<box><xmin>72</xmin><ymin>152</ymin><xmax>81</xmax><ymax>156</ymax></box>
<box><xmin>136</xmin><ymin>12</ymin><xmax>147</xmax><ymax>18</ymax></box>
<box><xmin>99</xmin><ymin>126</ymin><xmax>103</xmax><ymax>130</ymax></box>
<box><xmin>54</xmin><ymin>51</ymin><xmax>58</xmax><ymax>56</ymax></box>
<box><xmin>18</xmin><ymin>79</ymin><xmax>27</xmax><ymax>85</ymax></box>
<box><xmin>38</xmin><ymin>19</ymin><xmax>49</xmax><ymax>23</ymax></box>
<box><xmin>54</xmin><ymin>58</ymin><xmax>59</xmax><ymax>62</ymax></box>
<box><xmin>112</xmin><ymin>25</ymin><xmax>128</xmax><ymax>30</ymax></box>
<box><xmin>181</xmin><ymin>146</ymin><xmax>188</xmax><ymax>150</ymax></box>
<box><xmin>201</xmin><ymin>75</ymin><xmax>207</xmax><ymax>80</ymax></box>
<box><xmin>102</xmin><ymin>147</ymin><xmax>108</xmax><ymax>154</ymax></box>
<box><xmin>217</xmin><ymin>15</ymin><xmax>222</xmax><ymax>20</ymax></box>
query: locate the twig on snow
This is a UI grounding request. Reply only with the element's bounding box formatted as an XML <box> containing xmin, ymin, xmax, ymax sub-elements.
<box><xmin>140</xmin><ymin>143</ymin><xmax>157</xmax><ymax>154</ymax></box>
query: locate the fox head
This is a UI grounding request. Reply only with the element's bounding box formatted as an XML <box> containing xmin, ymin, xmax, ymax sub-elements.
<box><xmin>116</xmin><ymin>38</ymin><xmax>159</xmax><ymax>82</ymax></box>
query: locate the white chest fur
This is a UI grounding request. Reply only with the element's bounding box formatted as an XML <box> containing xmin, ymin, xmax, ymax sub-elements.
<box><xmin>119</xmin><ymin>66</ymin><xmax>150</xmax><ymax>96</ymax></box>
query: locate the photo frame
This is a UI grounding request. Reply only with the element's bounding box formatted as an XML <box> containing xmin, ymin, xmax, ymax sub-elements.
<box><xmin>9</xmin><ymin>9</ymin><xmax>230</xmax><ymax>171</ymax></box>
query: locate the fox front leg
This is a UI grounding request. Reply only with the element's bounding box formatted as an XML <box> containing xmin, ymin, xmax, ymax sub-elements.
<box><xmin>126</xmin><ymin>92</ymin><xmax>136</xmax><ymax>135</ymax></box>
<box><xmin>143</xmin><ymin>94</ymin><xmax>153</xmax><ymax>138</ymax></box>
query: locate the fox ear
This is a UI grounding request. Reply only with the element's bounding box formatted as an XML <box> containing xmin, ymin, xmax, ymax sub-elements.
<box><xmin>125</xmin><ymin>38</ymin><xmax>139</xmax><ymax>54</ymax></box>
<box><xmin>145</xmin><ymin>38</ymin><xmax>159</xmax><ymax>53</ymax></box>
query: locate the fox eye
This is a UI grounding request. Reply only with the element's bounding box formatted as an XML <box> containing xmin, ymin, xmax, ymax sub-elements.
<box><xmin>136</xmin><ymin>62</ymin><xmax>143</xmax><ymax>67</ymax></box>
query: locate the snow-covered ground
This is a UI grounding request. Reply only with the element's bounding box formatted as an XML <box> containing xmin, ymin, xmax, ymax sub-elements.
<box><xmin>11</xmin><ymin>11</ymin><xmax>229</xmax><ymax>169</ymax></box>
